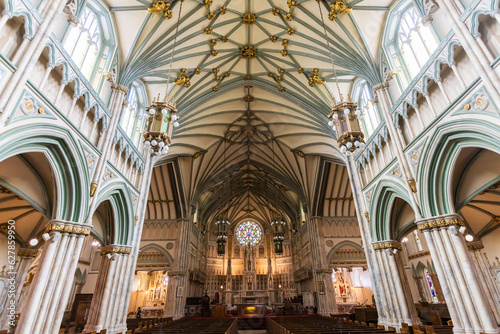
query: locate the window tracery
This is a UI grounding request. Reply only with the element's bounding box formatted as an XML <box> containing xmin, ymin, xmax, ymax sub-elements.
<box><xmin>235</xmin><ymin>221</ymin><xmax>262</xmax><ymax>247</ymax></box>
<box><xmin>397</xmin><ymin>7</ymin><xmax>438</xmax><ymax>81</ymax></box>
<box><xmin>64</xmin><ymin>7</ymin><xmax>102</xmax><ymax>80</ymax></box>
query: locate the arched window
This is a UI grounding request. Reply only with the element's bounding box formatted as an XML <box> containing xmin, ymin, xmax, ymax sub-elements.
<box><xmin>359</xmin><ymin>84</ymin><xmax>380</xmax><ymax>136</ymax></box>
<box><xmin>424</xmin><ymin>269</ymin><xmax>438</xmax><ymax>303</ymax></box>
<box><xmin>397</xmin><ymin>7</ymin><xmax>438</xmax><ymax>80</ymax></box>
<box><xmin>413</xmin><ymin>230</ymin><xmax>423</xmax><ymax>252</ymax></box>
<box><xmin>63</xmin><ymin>7</ymin><xmax>102</xmax><ymax>80</ymax></box>
<box><xmin>121</xmin><ymin>83</ymin><xmax>147</xmax><ymax>146</ymax></box>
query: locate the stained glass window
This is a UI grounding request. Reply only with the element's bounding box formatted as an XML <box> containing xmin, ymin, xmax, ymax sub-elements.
<box><xmin>235</xmin><ymin>221</ymin><xmax>262</xmax><ymax>247</ymax></box>
<box><xmin>424</xmin><ymin>270</ymin><xmax>438</xmax><ymax>303</ymax></box>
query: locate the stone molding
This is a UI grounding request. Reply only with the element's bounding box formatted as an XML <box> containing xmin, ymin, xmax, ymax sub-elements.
<box><xmin>416</xmin><ymin>214</ymin><xmax>464</xmax><ymax>231</ymax></box>
<box><xmin>408</xmin><ymin>251</ymin><xmax>430</xmax><ymax>259</ymax></box>
<box><xmin>111</xmin><ymin>84</ymin><xmax>128</xmax><ymax>94</ymax></box>
<box><xmin>168</xmin><ymin>270</ymin><xmax>186</xmax><ymax>276</ymax></box>
<box><xmin>45</xmin><ymin>220</ymin><xmax>91</xmax><ymax>236</ymax></box>
<box><xmin>467</xmin><ymin>241</ymin><xmax>484</xmax><ymax>251</ymax></box>
<box><xmin>17</xmin><ymin>248</ymin><xmax>38</xmax><ymax>257</ymax></box>
<box><xmin>100</xmin><ymin>245</ymin><xmax>132</xmax><ymax>255</ymax></box>
<box><xmin>372</xmin><ymin>240</ymin><xmax>402</xmax><ymax>251</ymax></box>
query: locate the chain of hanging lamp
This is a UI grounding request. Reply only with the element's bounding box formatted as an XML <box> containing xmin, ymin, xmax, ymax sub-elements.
<box><xmin>271</xmin><ymin>139</ymin><xmax>285</xmax><ymax>255</ymax></box>
<box><xmin>216</xmin><ymin>137</ymin><xmax>230</xmax><ymax>256</ymax></box>
<box><xmin>318</xmin><ymin>0</ymin><xmax>366</xmax><ymax>156</ymax></box>
<box><xmin>143</xmin><ymin>0</ymin><xmax>184</xmax><ymax>155</ymax></box>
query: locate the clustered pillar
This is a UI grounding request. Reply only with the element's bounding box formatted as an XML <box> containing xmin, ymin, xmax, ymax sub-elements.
<box><xmin>15</xmin><ymin>221</ymin><xmax>89</xmax><ymax>334</ymax></box>
<box><xmin>373</xmin><ymin>241</ymin><xmax>421</xmax><ymax>328</ymax></box>
<box><xmin>417</xmin><ymin>214</ymin><xmax>499</xmax><ymax>334</ymax></box>
<box><xmin>82</xmin><ymin>245</ymin><xmax>132</xmax><ymax>334</ymax></box>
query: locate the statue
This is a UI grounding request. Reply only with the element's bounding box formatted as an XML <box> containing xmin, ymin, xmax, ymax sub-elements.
<box><xmin>201</xmin><ymin>292</ymin><xmax>210</xmax><ymax>316</ymax></box>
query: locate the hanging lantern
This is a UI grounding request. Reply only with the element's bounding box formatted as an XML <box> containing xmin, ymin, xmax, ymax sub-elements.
<box><xmin>215</xmin><ymin>210</ymin><xmax>230</xmax><ymax>256</ymax></box>
<box><xmin>143</xmin><ymin>1</ymin><xmax>184</xmax><ymax>155</ymax></box>
<box><xmin>316</xmin><ymin>1</ymin><xmax>365</xmax><ymax>156</ymax></box>
<box><xmin>328</xmin><ymin>96</ymin><xmax>365</xmax><ymax>155</ymax></box>
<box><xmin>143</xmin><ymin>99</ymin><xmax>178</xmax><ymax>154</ymax></box>
<box><xmin>271</xmin><ymin>210</ymin><xmax>285</xmax><ymax>255</ymax></box>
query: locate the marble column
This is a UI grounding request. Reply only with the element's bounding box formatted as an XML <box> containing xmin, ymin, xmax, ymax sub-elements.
<box><xmin>417</xmin><ymin>214</ymin><xmax>500</xmax><ymax>334</ymax></box>
<box><xmin>82</xmin><ymin>245</ymin><xmax>132</xmax><ymax>334</ymax></box>
<box><xmin>0</xmin><ymin>248</ymin><xmax>38</xmax><ymax>330</ymax></box>
<box><xmin>15</xmin><ymin>220</ymin><xmax>89</xmax><ymax>334</ymax></box>
<box><xmin>344</xmin><ymin>156</ymin><xmax>391</xmax><ymax>327</ymax></box>
<box><xmin>307</xmin><ymin>217</ymin><xmax>337</xmax><ymax>316</ymax></box>
<box><xmin>468</xmin><ymin>241</ymin><xmax>500</xmax><ymax>325</ymax></box>
<box><xmin>165</xmin><ymin>218</ymin><xmax>191</xmax><ymax>320</ymax></box>
<box><xmin>373</xmin><ymin>241</ymin><xmax>421</xmax><ymax>327</ymax></box>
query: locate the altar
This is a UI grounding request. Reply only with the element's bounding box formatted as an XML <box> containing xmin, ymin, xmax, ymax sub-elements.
<box><xmin>236</xmin><ymin>303</ymin><xmax>267</xmax><ymax>317</ymax></box>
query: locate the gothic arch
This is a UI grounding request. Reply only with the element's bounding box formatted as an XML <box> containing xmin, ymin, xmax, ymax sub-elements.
<box><xmin>94</xmin><ymin>181</ymin><xmax>135</xmax><ymax>246</ymax></box>
<box><xmin>0</xmin><ymin>124</ymin><xmax>89</xmax><ymax>223</ymax></box>
<box><xmin>369</xmin><ymin>178</ymin><xmax>415</xmax><ymax>241</ymax></box>
<box><xmin>326</xmin><ymin>240</ymin><xmax>364</xmax><ymax>264</ymax></box>
<box><xmin>417</xmin><ymin>119</ymin><xmax>500</xmax><ymax>217</ymax></box>
<box><xmin>139</xmin><ymin>243</ymin><xmax>174</xmax><ymax>267</ymax></box>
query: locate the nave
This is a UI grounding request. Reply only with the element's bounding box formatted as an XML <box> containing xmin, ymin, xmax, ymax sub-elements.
<box><xmin>0</xmin><ymin>0</ymin><xmax>499</xmax><ymax>333</ymax></box>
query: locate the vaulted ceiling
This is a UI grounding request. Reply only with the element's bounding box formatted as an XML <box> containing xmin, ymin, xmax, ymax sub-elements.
<box><xmin>111</xmin><ymin>0</ymin><xmax>391</xmax><ymax>229</ymax></box>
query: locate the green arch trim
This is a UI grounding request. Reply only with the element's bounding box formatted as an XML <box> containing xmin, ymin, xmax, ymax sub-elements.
<box><xmin>417</xmin><ymin>119</ymin><xmax>500</xmax><ymax>217</ymax></box>
<box><xmin>0</xmin><ymin>124</ymin><xmax>89</xmax><ymax>222</ymax></box>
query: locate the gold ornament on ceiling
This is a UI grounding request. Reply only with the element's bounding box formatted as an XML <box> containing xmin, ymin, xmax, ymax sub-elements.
<box><xmin>224</xmin><ymin>72</ymin><xmax>231</xmax><ymax>77</ymax></box>
<box><xmin>204</xmin><ymin>0</ymin><xmax>212</xmax><ymax>7</ymax></box>
<box><xmin>213</xmin><ymin>68</ymin><xmax>220</xmax><ymax>74</ymax></box>
<box><xmin>267</xmin><ymin>72</ymin><xmax>273</xmax><ymax>78</ymax></box>
<box><xmin>277</xmin><ymin>68</ymin><xmax>284</xmax><ymax>75</ymax></box>
<box><xmin>276</xmin><ymin>77</ymin><xmax>282</xmax><ymax>83</ymax></box>
<box><xmin>244</xmin><ymin>74</ymin><xmax>253</xmax><ymax>80</ymax></box>
<box><xmin>287</xmin><ymin>0</ymin><xmax>296</xmax><ymax>9</ymax></box>
<box><xmin>216</xmin><ymin>76</ymin><xmax>221</xmax><ymax>82</ymax></box>
<box><xmin>213</xmin><ymin>86</ymin><xmax>220</xmax><ymax>92</ymax></box>
<box><xmin>286</xmin><ymin>28</ymin><xmax>295</xmax><ymax>35</ymax></box>
<box><xmin>219</xmin><ymin>6</ymin><xmax>227</xmax><ymax>14</ymax></box>
<box><xmin>328</xmin><ymin>0</ymin><xmax>352</xmax><ymax>21</ymax></box>
<box><xmin>270</xmin><ymin>36</ymin><xmax>277</xmax><ymax>42</ymax></box>
<box><xmin>204</xmin><ymin>27</ymin><xmax>212</xmax><ymax>34</ymax></box>
<box><xmin>278</xmin><ymin>86</ymin><xmax>285</xmax><ymax>92</ymax></box>
<box><xmin>272</xmin><ymin>7</ymin><xmax>280</xmax><ymax>15</ymax></box>
<box><xmin>195</xmin><ymin>68</ymin><xmax>201</xmax><ymax>74</ymax></box>
<box><xmin>281</xmin><ymin>39</ymin><xmax>288</xmax><ymax>47</ymax></box>
<box><xmin>220</xmin><ymin>36</ymin><xmax>228</xmax><ymax>42</ymax></box>
<box><xmin>207</xmin><ymin>12</ymin><xmax>214</xmax><ymax>20</ymax></box>
<box><xmin>147</xmin><ymin>0</ymin><xmax>173</xmax><ymax>20</ymax></box>
<box><xmin>174</xmin><ymin>68</ymin><xmax>191</xmax><ymax>87</ymax></box>
<box><xmin>297</xmin><ymin>67</ymin><xmax>303</xmax><ymax>74</ymax></box>
<box><xmin>308</xmin><ymin>68</ymin><xmax>325</xmax><ymax>87</ymax></box>
<box><xmin>285</xmin><ymin>13</ymin><xmax>293</xmax><ymax>21</ymax></box>
<box><xmin>211</xmin><ymin>50</ymin><xmax>218</xmax><ymax>56</ymax></box>
<box><xmin>210</xmin><ymin>39</ymin><xmax>217</xmax><ymax>46</ymax></box>
<box><xmin>281</xmin><ymin>50</ymin><xmax>288</xmax><ymax>56</ymax></box>
<box><xmin>240</xmin><ymin>45</ymin><xmax>257</xmax><ymax>59</ymax></box>
<box><xmin>243</xmin><ymin>12</ymin><xmax>256</xmax><ymax>24</ymax></box>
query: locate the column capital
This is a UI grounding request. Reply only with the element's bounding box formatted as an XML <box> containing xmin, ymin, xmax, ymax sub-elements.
<box><xmin>467</xmin><ymin>241</ymin><xmax>484</xmax><ymax>251</ymax></box>
<box><xmin>17</xmin><ymin>248</ymin><xmax>38</xmax><ymax>258</ymax></box>
<box><xmin>45</xmin><ymin>220</ymin><xmax>92</xmax><ymax>236</ymax></box>
<box><xmin>373</xmin><ymin>82</ymin><xmax>390</xmax><ymax>92</ymax></box>
<box><xmin>372</xmin><ymin>240</ymin><xmax>402</xmax><ymax>251</ymax></box>
<box><xmin>111</xmin><ymin>84</ymin><xmax>129</xmax><ymax>94</ymax></box>
<box><xmin>100</xmin><ymin>244</ymin><xmax>132</xmax><ymax>255</ymax></box>
<box><xmin>416</xmin><ymin>214</ymin><xmax>464</xmax><ymax>231</ymax></box>
<box><xmin>168</xmin><ymin>270</ymin><xmax>186</xmax><ymax>276</ymax></box>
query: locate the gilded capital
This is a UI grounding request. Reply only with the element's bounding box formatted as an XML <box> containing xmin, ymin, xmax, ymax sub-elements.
<box><xmin>417</xmin><ymin>214</ymin><xmax>464</xmax><ymax>231</ymax></box>
<box><xmin>100</xmin><ymin>245</ymin><xmax>132</xmax><ymax>255</ymax></box>
<box><xmin>45</xmin><ymin>220</ymin><xmax>92</xmax><ymax>236</ymax></box>
<box><xmin>372</xmin><ymin>240</ymin><xmax>402</xmax><ymax>251</ymax></box>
